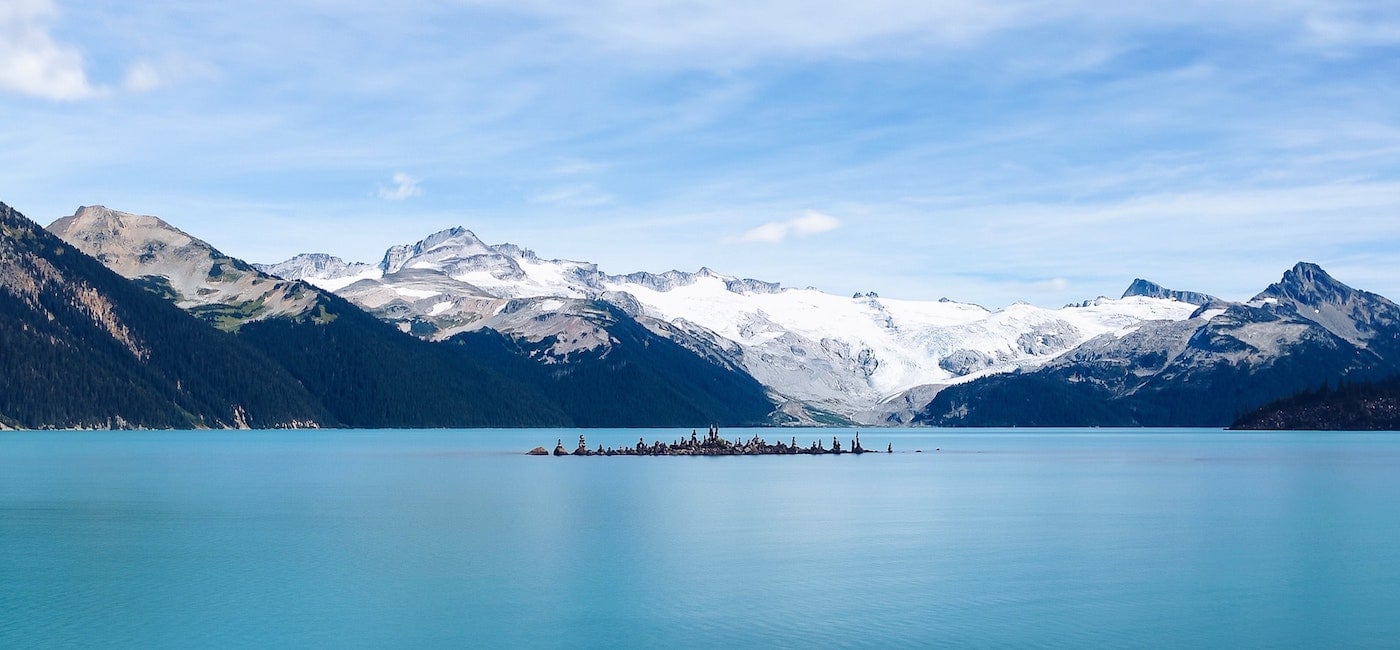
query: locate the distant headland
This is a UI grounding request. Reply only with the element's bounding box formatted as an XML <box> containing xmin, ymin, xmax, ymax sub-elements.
<box><xmin>527</xmin><ymin>425</ymin><xmax>889</xmax><ymax>456</ymax></box>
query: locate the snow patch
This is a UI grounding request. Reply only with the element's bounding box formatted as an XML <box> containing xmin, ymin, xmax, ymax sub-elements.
<box><xmin>305</xmin><ymin>268</ymin><xmax>382</xmax><ymax>292</ymax></box>
<box><xmin>395</xmin><ymin>287</ymin><xmax>440</xmax><ymax>299</ymax></box>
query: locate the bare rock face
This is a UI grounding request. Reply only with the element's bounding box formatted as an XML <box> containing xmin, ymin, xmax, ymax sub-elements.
<box><xmin>1122</xmin><ymin>278</ymin><xmax>1219</xmax><ymax>307</ymax></box>
<box><xmin>526</xmin><ymin>446</ymin><xmax>549</xmax><ymax>456</ymax></box>
<box><xmin>48</xmin><ymin>206</ymin><xmax>318</xmax><ymax>330</ymax></box>
<box><xmin>1252</xmin><ymin>262</ymin><xmax>1400</xmax><ymax>351</ymax></box>
<box><xmin>255</xmin><ymin>253</ymin><xmax>375</xmax><ymax>288</ymax></box>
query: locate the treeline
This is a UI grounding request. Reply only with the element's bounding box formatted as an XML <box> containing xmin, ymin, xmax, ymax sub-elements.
<box><xmin>449</xmin><ymin>302</ymin><xmax>775</xmax><ymax>427</ymax></box>
<box><xmin>3</xmin><ymin>201</ymin><xmax>773</xmax><ymax>430</ymax></box>
<box><xmin>1231</xmin><ymin>377</ymin><xmax>1400</xmax><ymax>430</ymax></box>
<box><xmin>236</xmin><ymin>291</ymin><xmax>571</xmax><ymax>428</ymax></box>
<box><xmin>0</xmin><ymin>202</ymin><xmax>330</xmax><ymax>429</ymax></box>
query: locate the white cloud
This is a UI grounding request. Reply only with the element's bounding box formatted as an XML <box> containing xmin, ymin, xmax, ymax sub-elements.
<box><xmin>0</xmin><ymin>0</ymin><xmax>102</xmax><ymax>100</ymax></box>
<box><xmin>738</xmin><ymin>210</ymin><xmax>840</xmax><ymax>243</ymax></box>
<box><xmin>739</xmin><ymin>221</ymin><xmax>789</xmax><ymax>244</ymax></box>
<box><xmin>378</xmin><ymin>172</ymin><xmax>423</xmax><ymax>200</ymax></box>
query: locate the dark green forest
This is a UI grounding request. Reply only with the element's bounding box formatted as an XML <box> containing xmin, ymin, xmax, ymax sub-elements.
<box><xmin>236</xmin><ymin>291</ymin><xmax>572</xmax><ymax>427</ymax></box>
<box><xmin>3</xmin><ymin>201</ymin><xmax>771</xmax><ymax>429</ymax></box>
<box><xmin>450</xmin><ymin>302</ymin><xmax>775</xmax><ymax>427</ymax></box>
<box><xmin>0</xmin><ymin>202</ymin><xmax>331</xmax><ymax>428</ymax></box>
<box><xmin>1232</xmin><ymin>377</ymin><xmax>1400</xmax><ymax>430</ymax></box>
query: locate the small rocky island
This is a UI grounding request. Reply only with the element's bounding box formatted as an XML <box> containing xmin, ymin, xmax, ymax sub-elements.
<box><xmin>527</xmin><ymin>425</ymin><xmax>889</xmax><ymax>456</ymax></box>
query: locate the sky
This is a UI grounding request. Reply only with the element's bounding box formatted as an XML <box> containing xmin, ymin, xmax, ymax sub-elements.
<box><xmin>2</xmin><ymin>1</ymin><xmax>1399</xmax><ymax>308</ymax></box>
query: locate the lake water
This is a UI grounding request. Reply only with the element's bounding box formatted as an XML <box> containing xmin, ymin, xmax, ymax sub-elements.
<box><xmin>4</xmin><ymin>428</ymin><xmax>1400</xmax><ymax>648</ymax></box>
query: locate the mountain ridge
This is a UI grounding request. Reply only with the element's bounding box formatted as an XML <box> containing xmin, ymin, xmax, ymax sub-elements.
<box><xmin>2</xmin><ymin>201</ymin><xmax>334</xmax><ymax>429</ymax></box>
<box><xmin>1122</xmin><ymin>278</ymin><xmax>1219</xmax><ymax>307</ymax></box>
<box><xmin>917</xmin><ymin>262</ymin><xmax>1400</xmax><ymax>427</ymax></box>
<box><xmin>262</xmin><ymin>224</ymin><xmax>1205</xmax><ymax>421</ymax></box>
<box><xmin>28</xmin><ymin>200</ymin><xmax>1399</xmax><ymax>430</ymax></box>
<box><xmin>50</xmin><ymin>206</ymin><xmax>775</xmax><ymax>427</ymax></box>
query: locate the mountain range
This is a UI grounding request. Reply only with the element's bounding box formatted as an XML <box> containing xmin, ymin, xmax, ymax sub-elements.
<box><xmin>254</xmin><ymin>225</ymin><xmax>1206</xmax><ymax>423</ymax></box>
<box><xmin>250</xmin><ymin>225</ymin><xmax>1400</xmax><ymax>428</ymax></box>
<box><xmin>918</xmin><ymin>262</ymin><xmax>1400</xmax><ymax>426</ymax></box>
<box><xmin>41</xmin><ymin>205</ymin><xmax>770</xmax><ymax>428</ymax></box>
<box><xmin>5</xmin><ymin>199</ymin><xmax>1397</xmax><ymax>430</ymax></box>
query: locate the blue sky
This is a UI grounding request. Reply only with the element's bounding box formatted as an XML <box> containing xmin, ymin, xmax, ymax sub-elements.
<box><xmin>3</xmin><ymin>1</ymin><xmax>1399</xmax><ymax>307</ymax></box>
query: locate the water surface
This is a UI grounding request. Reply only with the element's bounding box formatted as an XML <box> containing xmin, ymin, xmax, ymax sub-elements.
<box><xmin>4</xmin><ymin>428</ymin><xmax>1400</xmax><ymax>648</ymax></box>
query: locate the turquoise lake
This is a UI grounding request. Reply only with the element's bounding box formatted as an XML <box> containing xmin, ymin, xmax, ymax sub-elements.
<box><xmin>4</xmin><ymin>428</ymin><xmax>1400</xmax><ymax>648</ymax></box>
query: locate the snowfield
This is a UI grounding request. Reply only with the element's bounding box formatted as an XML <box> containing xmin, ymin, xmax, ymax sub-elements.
<box><xmin>602</xmin><ymin>274</ymin><xmax>1199</xmax><ymax>407</ymax></box>
<box><xmin>262</xmin><ymin>226</ymin><xmax>1204</xmax><ymax>419</ymax></box>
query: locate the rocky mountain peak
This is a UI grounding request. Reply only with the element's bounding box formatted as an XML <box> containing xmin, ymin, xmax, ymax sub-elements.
<box><xmin>421</xmin><ymin>226</ymin><xmax>482</xmax><ymax>250</ymax></box>
<box><xmin>1123</xmin><ymin>278</ymin><xmax>1165</xmax><ymax>296</ymax></box>
<box><xmin>49</xmin><ymin>204</ymin><xmax>122</xmax><ymax>232</ymax></box>
<box><xmin>491</xmin><ymin>242</ymin><xmax>537</xmax><ymax>261</ymax></box>
<box><xmin>1252</xmin><ymin>262</ymin><xmax>1400</xmax><ymax>347</ymax></box>
<box><xmin>257</xmin><ymin>253</ymin><xmax>373</xmax><ymax>283</ymax></box>
<box><xmin>380</xmin><ymin>226</ymin><xmax>492</xmax><ymax>273</ymax></box>
<box><xmin>1121</xmin><ymin>278</ymin><xmax>1218</xmax><ymax>306</ymax></box>
<box><xmin>1256</xmin><ymin>262</ymin><xmax>1355</xmax><ymax>307</ymax></box>
<box><xmin>51</xmin><ymin>206</ymin><xmax>172</xmax><ymax>244</ymax></box>
<box><xmin>47</xmin><ymin>205</ymin><xmax>223</xmax><ymax>269</ymax></box>
<box><xmin>48</xmin><ymin>204</ymin><xmax>317</xmax><ymax>328</ymax></box>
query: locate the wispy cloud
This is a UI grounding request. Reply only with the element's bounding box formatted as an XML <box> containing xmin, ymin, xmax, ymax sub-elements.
<box><xmin>737</xmin><ymin>211</ymin><xmax>840</xmax><ymax>243</ymax></box>
<box><xmin>0</xmin><ymin>0</ymin><xmax>101</xmax><ymax>100</ymax></box>
<box><xmin>458</xmin><ymin>0</ymin><xmax>1029</xmax><ymax>65</ymax></box>
<box><xmin>119</xmin><ymin>56</ymin><xmax>216</xmax><ymax>94</ymax></box>
<box><xmin>1302</xmin><ymin>9</ymin><xmax>1400</xmax><ymax>48</ymax></box>
<box><xmin>121</xmin><ymin>61</ymin><xmax>161</xmax><ymax>93</ymax></box>
<box><xmin>377</xmin><ymin>172</ymin><xmax>423</xmax><ymax>200</ymax></box>
<box><xmin>5</xmin><ymin>1</ymin><xmax>1400</xmax><ymax>310</ymax></box>
<box><xmin>458</xmin><ymin>1</ymin><xmax>1400</xmax><ymax>66</ymax></box>
<box><xmin>551</xmin><ymin>157</ymin><xmax>608</xmax><ymax>176</ymax></box>
<box><xmin>530</xmin><ymin>183</ymin><xmax>614</xmax><ymax>208</ymax></box>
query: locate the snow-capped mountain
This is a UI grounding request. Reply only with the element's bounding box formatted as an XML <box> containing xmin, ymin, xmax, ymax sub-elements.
<box><xmin>50</xmin><ymin>208</ymin><xmax>774</xmax><ymax>427</ymax></box>
<box><xmin>254</xmin><ymin>228</ymin><xmax>630</xmax><ymax>359</ymax></box>
<box><xmin>263</xmin><ymin>226</ymin><xmax>1203</xmax><ymax>421</ymax></box>
<box><xmin>41</xmin><ymin>204</ymin><xmax>1400</xmax><ymax>429</ymax></box>
<box><xmin>257</xmin><ymin>227</ymin><xmax>600</xmax><ymax>299</ymax></box>
<box><xmin>599</xmin><ymin>275</ymin><xmax>1197</xmax><ymax>419</ymax></box>
<box><xmin>257</xmin><ymin>253</ymin><xmax>377</xmax><ymax>292</ymax></box>
<box><xmin>918</xmin><ymin>263</ymin><xmax>1400</xmax><ymax>427</ymax></box>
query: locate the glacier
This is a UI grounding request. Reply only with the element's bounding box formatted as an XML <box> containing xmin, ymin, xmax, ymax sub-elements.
<box><xmin>259</xmin><ymin>226</ymin><xmax>1204</xmax><ymax>422</ymax></box>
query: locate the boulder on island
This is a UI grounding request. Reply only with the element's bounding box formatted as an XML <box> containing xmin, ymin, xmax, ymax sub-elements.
<box><xmin>526</xmin><ymin>447</ymin><xmax>549</xmax><ymax>456</ymax></box>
